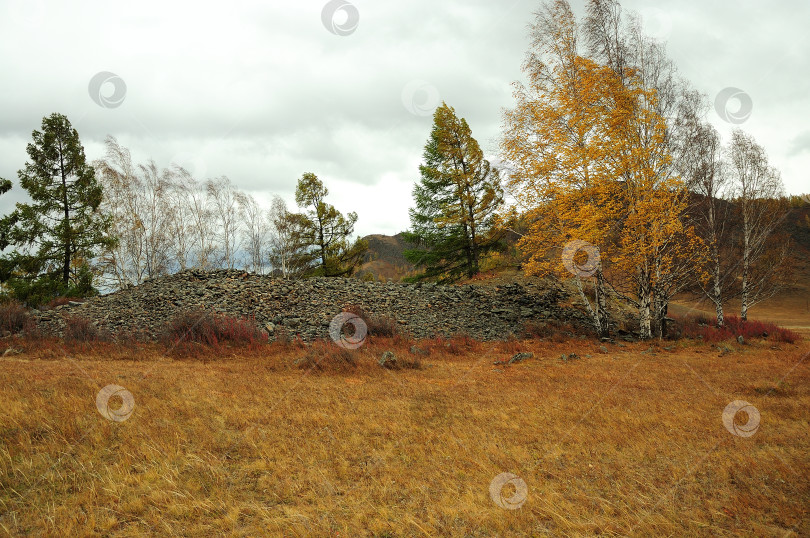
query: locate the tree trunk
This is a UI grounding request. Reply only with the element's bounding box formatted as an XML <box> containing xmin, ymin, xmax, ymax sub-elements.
<box><xmin>461</xmin><ymin>221</ymin><xmax>474</xmax><ymax>278</ymax></box>
<box><xmin>574</xmin><ymin>276</ymin><xmax>602</xmax><ymax>336</ymax></box>
<box><xmin>652</xmin><ymin>294</ymin><xmax>668</xmax><ymax>340</ymax></box>
<box><xmin>741</xmin><ymin>229</ymin><xmax>750</xmax><ymax>321</ymax></box>
<box><xmin>711</xmin><ymin>240</ymin><xmax>724</xmax><ymax>327</ymax></box>
<box><xmin>715</xmin><ymin>298</ymin><xmax>725</xmax><ymax>328</ymax></box>
<box><xmin>595</xmin><ymin>269</ymin><xmax>609</xmax><ymax>337</ymax></box>
<box><xmin>59</xmin><ymin>148</ymin><xmax>71</xmax><ymax>286</ymax></box>
<box><xmin>573</xmin><ymin>270</ymin><xmax>610</xmax><ymax>338</ymax></box>
<box><xmin>638</xmin><ymin>276</ymin><xmax>652</xmax><ymax>339</ymax></box>
<box><xmin>639</xmin><ymin>298</ymin><xmax>651</xmax><ymax>340</ymax></box>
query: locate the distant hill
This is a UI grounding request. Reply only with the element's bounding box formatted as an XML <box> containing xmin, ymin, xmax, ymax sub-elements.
<box><xmin>358</xmin><ymin>233</ymin><xmax>417</xmax><ymax>281</ymax></box>
<box><xmin>358</xmin><ymin>202</ymin><xmax>810</xmax><ymax>290</ymax></box>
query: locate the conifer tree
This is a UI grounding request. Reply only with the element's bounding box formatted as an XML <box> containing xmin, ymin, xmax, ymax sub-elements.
<box><xmin>285</xmin><ymin>173</ymin><xmax>367</xmax><ymax>277</ymax></box>
<box><xmin>404</xmin><ymin>103</ymin><xmax>504</xmax><ymax>282</ymax></box>
<box><xmin>0</xmin><ymin>113</ymin><xmax>115</xmax><ymax>303</ymax></box>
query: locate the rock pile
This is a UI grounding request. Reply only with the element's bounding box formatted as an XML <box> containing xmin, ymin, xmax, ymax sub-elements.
<box><xmin>35</xmin><ymin>269</ymin><xmax>588</xmax><ymax>341</ymax></box>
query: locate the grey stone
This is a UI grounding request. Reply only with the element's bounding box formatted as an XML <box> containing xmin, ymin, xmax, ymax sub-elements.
<box><xmin>32</xmin><ymin>269</ymin><xmax>590</xmax><ymax>342</ymax></box>
<box><xmin>378</xmin><ymin>350</ymin><xmax>398</xmax><ymax>368</ymax></box>
<box><xmin>508</xmin><ymin>352</ymin><xmax>534</xmax><ymax>364</ymax></box>
<box><xmin>410</xmin><ymin>345</ymin><xmax>429</xmax><ymax>356</ymax></box>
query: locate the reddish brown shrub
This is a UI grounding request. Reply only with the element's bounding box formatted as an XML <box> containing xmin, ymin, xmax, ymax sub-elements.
<box><xmin>523</xmin><ymin>320</ymin><xmax>577</xmax><ymax>342</ymax></box>
<box><xmin>368</xmin><ymin>315</ymin><xmax>399</xmax><ymax>337</ymax></box>
<box><xmin>0</xmin><ymin>300</ymin><xmax>31</xmax><ymax>334</ymax></box>
<box><xmin>295</xmin><ymin>340</ymin><xmax>358</xmax><ymax>372</ymax></box>
<box><xmin>342</xmin><ymin>304</ymin><xmax>400</xmax><ymax>338</ymax></box>
<box><xmin>64</xmin><ymin>315</ymin><xmax>108</xmax><ymax>342</ymax></box>
<box><xmin>45</xmin><ymin>297</ymin><xmax>83</xmax><ymax>309</ymax></box>
<box><xmin>498</xmin><ymin>336</ymin><xmax>524</xmax><ymax>355</ymax></box>
<box><xmin>522</xmin><ymin>321</ymin><xmax>552</xmax><ymax>339</ymax></box>
<box><xmin>161</xmin><ymin>309</ymin><xmax>268</xmax><ymax>350</ymax></box>
<box><xmin>425</xmin><ymin>333</ymin><xmax>481</xmax><ymax>355</ymax></box>
<box><xmin>271</xmin><ymin>326</ymin><xmax>305</xmax><ymax>349</ymax></box>
<box><xmin>679</xmin><ymin>314</ymin><xmax>800</xmax><ymax>344</ymax></box>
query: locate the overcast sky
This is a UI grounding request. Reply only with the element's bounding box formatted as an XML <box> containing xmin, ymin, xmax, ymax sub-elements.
<box><xmin>1</xmin><ymin>0</ymin><xmax>808</xmax><ymax>237</ymax></box>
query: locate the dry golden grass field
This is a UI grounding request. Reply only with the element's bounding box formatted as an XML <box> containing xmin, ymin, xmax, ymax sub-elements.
<box><xmin>1</xmin><ymin>322</ymin><xmax>808</xmax><ymax>537</ymax></box>
<box><xmin>670</xmin><ymin>286</ymin><xmax>810</xmax><ymax>332</ymax></box>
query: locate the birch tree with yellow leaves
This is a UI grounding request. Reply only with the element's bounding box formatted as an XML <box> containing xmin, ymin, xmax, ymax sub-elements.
<box><xmin>502</xmin><ymin>0</ymin><xmax>705</xmax><ymax>339</ymax></box>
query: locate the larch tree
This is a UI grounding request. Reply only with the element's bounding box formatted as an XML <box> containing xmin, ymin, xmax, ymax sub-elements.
<box><xmin>286</xmin><ymin>173</ymin><xmax>368</xmax><ymax>277</ymax></box>
<box><xmin>403</xmin><ymin>102</ymin><xmax>504</xmax><ymax>282</ymax></box>
<box><xmin>0</xmin><ymin>113</ymin><xmax>115</xmax><ymax>304</ymax></box>
<box><xmin>0</xmin><ymin>175</ymin><xmax>12</xmax><ymax>295</ymax></box>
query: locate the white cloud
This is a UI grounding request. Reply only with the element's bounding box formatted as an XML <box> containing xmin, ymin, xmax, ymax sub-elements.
<box><xmin>1</xmin><ymin>0</ymin><xmax>807</xmax><ymax>238</ymax></box>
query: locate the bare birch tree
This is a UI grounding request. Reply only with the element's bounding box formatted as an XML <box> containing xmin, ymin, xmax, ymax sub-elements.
<box><xmin>95</xmin><ymin>137</ymin><xmax>174</xmax><ymax>288</ymax></box>
<box><xmin>680</xmin><ymin>121</ymin><xmax>735</xmax><ymax>326</ymax></box>
<box><xmin>206</xmin><ymin>176</ymin><xmax>243</xmax><ymax>269</ymax></box>
<box><xmin>267</xmin><ymin>196</ymin><xmax>305</xmax><ymax>278</ymax></box>
<box><xmin>727</xmin><ymin>129</ymin><xmax>788</xmax><ymax>320</ymax></box>
<box><xmin>178</xmin><ymin>171</ymin><xmax>217</xmax><ymax>270</ymax></box>
<box><xmin>240</xmin><ymin>192</ymin><xmax>270</xmax><ymax>274</ymax></box>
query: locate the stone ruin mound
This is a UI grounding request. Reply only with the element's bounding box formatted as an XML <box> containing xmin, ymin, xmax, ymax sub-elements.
<box><xmin>35</xmin><ymin>269</ymin><xmax>589</xmax><ymax>341</ymax></box>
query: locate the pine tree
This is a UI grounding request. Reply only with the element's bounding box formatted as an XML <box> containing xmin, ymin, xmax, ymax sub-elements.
<box><xmin>0</xmin><ymin>113</ymin><xmax>116</xmax><ymax>304</ymax></box>
<box><xmin>403</xmin><ymin>103</ymin><xmax>504</xmax><ymax>282</ymax></box>
<box><xmin>285</xmin><ymin>173</ymin><xmax>368</xmax><ymax>277</ymax></box>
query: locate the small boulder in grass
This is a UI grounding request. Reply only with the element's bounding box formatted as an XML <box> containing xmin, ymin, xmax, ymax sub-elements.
<box><xmin>493</xmin><ymin>352</ymin><xmax>534</xmax><ymax>365</ymax></box>
<box><xmin>509</xmin><ymin>352</ymin><xmax>533</xmax><ymax>364</ymax></box>
<box><xmin>737</xmin><ymin>335</ymin><xmax>745</xmax><ymax>345</ymax></box>
<box><xmin>410</xmin><ymin>345</ymin><xmax>429</xmax><ymax>357</ymax></box>
<box><xmin>379</xmin><ymin>350</ymin><xmax>399</xmax><ymax>369</ymax></box>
